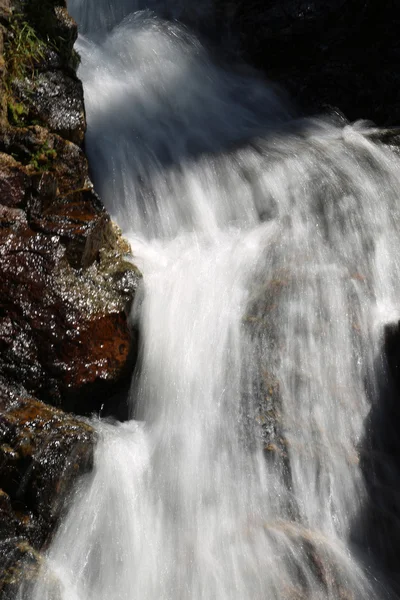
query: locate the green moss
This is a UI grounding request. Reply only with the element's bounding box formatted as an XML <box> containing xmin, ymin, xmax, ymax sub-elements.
<box><xmin>7</xmin><ymin>100</ymin><xmax>28</xmax><ymax>126</ymax></box>
<box><xmin>71</xmin><ymin>48</ymin><xmax>81</xmax><ymax>71</ymax></box>
<box><xmin>5</xmin><ymin>17</ymin><xmax>47</xmax><ymax>82</ymax></box>
<box><xmin>3</xmin><ymin>16</ymin><xmax>49</xmax><ymax>127</ymax></box>
<box><xmin>24</xmin><ymin>0</ymin><xmax>77</xmax><ymax>66</ymax></box>
<box><xmin>30</xmin><ymin>142</ymin><xmax>57</xmax><ymax>172</ymax></box>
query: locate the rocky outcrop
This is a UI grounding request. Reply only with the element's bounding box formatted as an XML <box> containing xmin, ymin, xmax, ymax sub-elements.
<box><xmin>0</xmin><ymin>0</ymin><xmax>141</xmax><ymax>413</ymax></box>
<box><xmin>0</xmin><ymin>379</ymin><xmax>95</xmax><ymax>598</ymax></box>
<box><xmin>0</xmin><ymin>0</ymin><xmax>141</xmax><ymax>593</ymax></box>
<box><xmin>0</xmin><ymin>380</ymin><xmax>95</xmax><ymax>547</ymax></box>
<box><xmin>0</xmin><ymin>126</ymin><xmax>141</xmax><ymax>414</ymax></box>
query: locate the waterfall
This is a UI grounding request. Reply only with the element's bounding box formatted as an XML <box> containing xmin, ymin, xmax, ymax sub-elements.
<box><xmin>26</xmin><ymin>1</ymin><xmax>400</xmax><ymax>599</ymax></box>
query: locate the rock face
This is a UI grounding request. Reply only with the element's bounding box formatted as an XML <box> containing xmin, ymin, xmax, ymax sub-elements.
<box><xmin>0</xmin><ymin>380</ymin><xmax>95</xmax><ymax>547</ymax></box>
<box><xmin>0</xmin><ymin>0</ymin><xmax>141</xmax><ymax>594</ymax></box>
<box><xmin>0</xmin><ymin>380</ymin><xmax>96</xmax><ymax>598</ymax></box>
<box><xmin>0</xmin><ymin>127</ymin><xmax>141</xmax><ymax>414</ymax></box>
<box><xmin>0</xmin><ymin>0</ymin><xmax>141</xmax><ymax>414</ymax></box>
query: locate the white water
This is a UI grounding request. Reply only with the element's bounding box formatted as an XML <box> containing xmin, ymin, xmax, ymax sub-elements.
<box><xmin>26</xmin><ymin>2</ymin><xmax>400</xmax><ymax>599</ymax></box>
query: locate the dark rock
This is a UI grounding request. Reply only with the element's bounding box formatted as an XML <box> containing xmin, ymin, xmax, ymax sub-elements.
<box><xmin>0</xmin><ymin>154</ymin><xmax>30</xmax><ymax>207</ymax></box>
<box><xmin>0</xmin><ymin>490</ymin><xmax>16</xmax><ymax>539</ymax></box>
<box><xmin>0</xmin><ymin>124</ymin><xmax>141</xmax><ymax>417</ymax></box>
<box><xmin>53</xmin><ymin>6</ymin><xmax>78</xmax><ymax>53</ymax></box>
<box><xmin>0</xmin><ymin>539</ymin><xmax>62</xmax><ymax>600</ymax></box>
<box><xmin>0</xmin><ymin>378</ymin><xmax>92</xmax><ymax>596</ymax></box>
<box><xmin>30</xmin><ymin>188</ymin><xmax>110</xmax><ymax>269</ymax></box>
<box><xmin>0</xmin><ymin>541</ymin><xmax>44</xmax><ymax>600</ymax></box>
<box><xmin>384</xmin><ymin>320</ymin><xmax>400</xmax><ymax>381</ymax></box>
<box><xmin>13</xmin><ymin>71</ymin><xmax>86</xmax><ymax>145</ymax></box>
<box><xmin>0</xmin><ymin>380</ymin><xmax>95</xmax><ymax>546</ymax></box>
<box><xmin>0</xmin><ymin>0</ymin><xmax>140</xmax><ymax>589</ymax></box>
<box><xmin>0</xmin><ymin>212</ymin><xmax>140</xmax><ymax>412</ymax></box>
<box><xmin>0</xmin><ymin>126</ymin><xmax>90</xmax><ymax>192</ymax></box>
<box><xmin>347</xmin><ymin>321</ymin><xmax>400</xmax><ymax>594</ymax></box>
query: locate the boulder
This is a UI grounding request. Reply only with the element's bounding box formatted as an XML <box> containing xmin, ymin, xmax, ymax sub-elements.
<box><xmin>0</xmin><ymin>380</ymin><xmax>94</xmax><ymax>597</ymax></box>
<box><xmin>0</xmin><ymin>128</ymin><xmax>141</xmax><ymax>415</ymax></box>
<box><xmin>0</xmin><ymin>381</ymin><xmax>96</xmax><ymax>545</ymax></box>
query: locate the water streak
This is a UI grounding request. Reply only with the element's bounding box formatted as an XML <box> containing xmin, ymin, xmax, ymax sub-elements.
<box><xmin>26</xmin><ymin>2</ymin><xmax>400</xmax><ymax>599</ymax></box>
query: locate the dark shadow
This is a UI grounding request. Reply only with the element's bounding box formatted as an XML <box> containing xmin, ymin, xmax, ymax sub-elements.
<box><xmin>351</xmin><ymin>321</ymin><xmax>400</xmax><ymax>597</ymax></box>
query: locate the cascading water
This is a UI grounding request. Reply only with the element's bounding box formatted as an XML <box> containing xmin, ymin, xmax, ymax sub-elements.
<box><xmin>24</xmin><ymin>1</ymin><xmax>400</xmax><ymax>599</ymax></box>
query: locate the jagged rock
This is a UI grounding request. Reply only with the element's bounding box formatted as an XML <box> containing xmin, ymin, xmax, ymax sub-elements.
<box><xmin>12</xmin><ymin>71</ymin><xmax>86</xmax><ymax>145</ymax></box>
<box><xmin>0</xmin><ymin>123</ymin><xmax>141</xmax><ymax>416</ymax></box>
<box><xmin>0</xmin><ymin>153</ymin><xmax>30</xmax><ymax>207</ymax></box>
<box><xmin>0</xmin><ymin>541</ymin><xmax>43</xmax><ymax>600</ymax></box>
<box><xmin>0</xmin><ymin>380</ymin><xmax>95</xmax><ymax>546</ymax></box>
<box><xmin>0</xmin><ymin>490</ymin><xmax>16</xmax><ymax>539</ymax></box>
<box><xmin>0</xmin><ymin>379</ymin><xmax>93</xmax><ymax>597</ymax></box>
<box><xmin>0</xmin><ymin>0</ymin><xmax>140</xmax><ymax>590</ymax></box>
<box><xmin>0</xmin><ymin>214</ymin><xmax>140</xmax><ymax>413</ymax></box>
<box><xmin>0</xmin><ymin>540</ymin><xmax>61</xmax><ymax>600</ymax></box>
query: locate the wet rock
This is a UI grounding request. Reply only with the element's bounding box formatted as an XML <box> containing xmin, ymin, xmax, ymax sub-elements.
<box><xmin>0</xmin><ymin>125</ymin><xmax>140</xmax><ymax>418</ymax></box>
<box><xmin>243</xmin><ymin>272</ymin><xmax>288</xmax><ymax>453</ymax></box>
<box><xmin>0</xmin><ymin>0</ymin><xmax>139</xmax><ymax>588</ymax></box>
<box><xmin>0</xmin><ymin>541</ymin><xmax>43</xmax><ymax>600</ymax></box>
<box><xmin>0</xmin><ymin>490</ymin><xmax>16</xmax><ymax>539</ymax></box>
<box><xmin>0</xmin><ymin>153</ymin><xmax>30</xmax><ymax>207</ymax></box>
<box><xmin>346</xmin><ymin>321</ymin><xmax>400</xmax><ymax>594</ymax></box>
<box><xmin>0</xmin><ymin>378</ymin><xmax>91</xmax><ymax>595</ymax></box>
<box><xmin>13</xmin><ymin>71</ymin><xmax>85</xmax><ymax>145</ymax></box>
<box><xmin>0</xmin><ymin>380</ymin><xmax>95</xmax><ymax>545</ymax></box>
<box><xmin>30</xmin><ymin>188</ymin><xmax>110</xmax><ymax>269</ymax></box>
<box><xmin>0</xmin><ymin>126</ymin><xmax>90</xmax><ymax>193</ymax></box>
<box><xmin>384</xmin><ymin>320</ymin><xmax>400</xmax><ymax>381</ymax></box>
<box><xmin>0</xmin><ymin>539</ymin><xmax>62</xmax><ymax>600</ymax></box>
<box><xmin>53</xmin><ymin>6</ymin><xmax>78</xmax><ymax>53</ymax></box>
<box><xmin>262</xmin><ymin>521</ymin><xmax>358</xmax><ymax>599</ymax></box>
<box><xmin>0</xmin><ymin>213</ymin><xmax>140</xmax><ymax>413</ymax></box>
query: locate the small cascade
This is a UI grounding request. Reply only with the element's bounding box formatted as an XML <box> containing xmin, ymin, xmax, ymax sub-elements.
<box><xmin>25</xmin><ymin>2</ymin><xmax>400</xmax><ymax>599</ymax></box>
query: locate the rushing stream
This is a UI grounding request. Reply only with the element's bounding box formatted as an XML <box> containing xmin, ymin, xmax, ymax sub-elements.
<box><xmin>25</xmin><ymin>1</ymin><xmax>400</xmax><ymax>599</ymax></box>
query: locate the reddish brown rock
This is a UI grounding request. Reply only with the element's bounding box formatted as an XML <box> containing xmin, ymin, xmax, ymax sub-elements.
<box><xmin>30</xmin><ymin>189</ymin><xmax>110</xmax><ymax>269</ymax></box>
<box><xmin>0</xmin><ymin>214</ymin><xmax>140</xmax><ymax>413</ymax></box>
<box><xmin>0</xmin><ymin>125</ymin><xmax>140</xmax><ymax>418</ymax></box>
<box><xmin>0</xmin><ymin>154</ymin><xmax>30</xmax><ymax>208</ymax></box>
